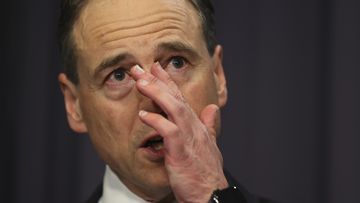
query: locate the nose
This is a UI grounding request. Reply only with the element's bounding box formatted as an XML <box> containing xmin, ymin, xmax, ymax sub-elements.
<box><xmin>138</xmin><ymin>95</ymin><xmax>167</xmax><ymax>118</ymax></box>
<box><xmin>131</xmin><ymin>63</ymin><xmax>168</xmax><ymax>118</ymax></box>
<box><xmin>131</xmin><ymin>61</ymin><xmax>167</xmax><ymax>118</ymax></box>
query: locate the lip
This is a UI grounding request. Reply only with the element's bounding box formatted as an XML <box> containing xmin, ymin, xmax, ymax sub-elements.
<box><xmin>139</xmin><ymin>146</ymin><xmax>165</xmax><ymax>161</ymax></box>
<box><xmin>138</xmin><ymin>132</ymin><xmax>165</xmax><ymax>161</ymax></box>
<box><xmin>139</xmin><ymin>132</ymin><xmax>162</xmax><ymax>148</ymax></box>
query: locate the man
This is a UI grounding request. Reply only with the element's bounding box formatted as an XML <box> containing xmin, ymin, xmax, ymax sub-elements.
<box><xmin>58</xmin><ymin>0</ymin><xmax>272</xmax><ymax>202</ymax></box>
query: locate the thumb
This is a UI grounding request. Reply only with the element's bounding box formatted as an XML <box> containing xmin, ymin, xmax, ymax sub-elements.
<box><xmin>200</xmin><ymin>104</ymin><xmax>219</xmax><ymax>134</ymax></box>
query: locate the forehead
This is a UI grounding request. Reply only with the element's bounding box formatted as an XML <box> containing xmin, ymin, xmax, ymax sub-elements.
<box><xmin>73</xmin><ymin>0</ymin><xmax>203</xmax><ymax>51</ymax></box>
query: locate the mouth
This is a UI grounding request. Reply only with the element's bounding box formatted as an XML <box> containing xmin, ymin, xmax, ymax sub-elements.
<box><xmin>138</xmin><ymin>110</ymin><xmax>167</xmax><ymax>158</ymax></box>
<box><xmin>141</xmin><ymin>135</ymin><xmax>164</xmax><ymax>152</ymax></box>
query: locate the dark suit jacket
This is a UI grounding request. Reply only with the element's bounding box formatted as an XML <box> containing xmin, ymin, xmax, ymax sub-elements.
<box><xmin>85</xmin><ymin>170</ymin><xmax>276</xmax><ymax>203</ymax></box>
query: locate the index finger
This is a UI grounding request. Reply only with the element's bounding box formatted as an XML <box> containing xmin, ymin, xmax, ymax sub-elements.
<box><xmin>129</xmin><ymin>64</ymin><xmax>190</xmax><ymax>124</ymax></box>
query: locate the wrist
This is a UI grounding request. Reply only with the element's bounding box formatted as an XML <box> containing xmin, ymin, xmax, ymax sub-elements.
<box><xmin>217</xmin><ymin>177</ymin><xmax>229</xmax><ymax>190</ymax></box>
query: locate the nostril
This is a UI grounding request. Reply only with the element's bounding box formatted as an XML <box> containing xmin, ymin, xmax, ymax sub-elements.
<box><xmin>152</xmin><ymin>102</ymin><xmax>168</xmax><ymax>119</ymax></box>
<box><xmin>142</xmin><ymin>102</ymin><xmax>168</xmax><ymax>118</ymax></box>
<box><xmin>160</xmin><ymin>111</ymin><xmax>168</xmax><ymax>119</ymax></box>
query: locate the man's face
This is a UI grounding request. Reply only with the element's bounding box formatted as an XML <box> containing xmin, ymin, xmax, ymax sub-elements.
<box><xmin>60</xmin><ymin>0</ymin><xmax>227</xmax><ymax>199</ymax></box>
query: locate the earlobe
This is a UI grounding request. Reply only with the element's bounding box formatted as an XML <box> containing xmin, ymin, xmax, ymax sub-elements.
<box><xmin>212</xmin><ymin>45</ymin><xmax>228</xmax><ymax>108</ymax></box>
<box><xmin>58</xmin><ymin>73</ymin><xmax>88</xmax><ymax>133</ymax></box>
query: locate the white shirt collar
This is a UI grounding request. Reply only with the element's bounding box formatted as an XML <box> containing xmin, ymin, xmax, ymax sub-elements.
<box><xmin>98</xmin><ymin>165</ymin><xmax>150</xmax><ymax>203</ymax></box>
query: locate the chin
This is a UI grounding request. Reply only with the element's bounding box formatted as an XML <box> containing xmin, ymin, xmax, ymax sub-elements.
<box><xmin>145</xmin><ymin>163</ymin><xmax>170</xmax><ymax>186</ymax></box>
<box><xmin>138</xmin><ymin>164</ymin><xmax>172</xmax><ymax>199</ymax></box>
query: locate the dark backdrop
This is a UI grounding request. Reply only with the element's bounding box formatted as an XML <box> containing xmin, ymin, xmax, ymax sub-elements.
<box><xmin>1</xmin><ymin>0</ymin><xmax>359</xmax><ymax>203</ymax></box>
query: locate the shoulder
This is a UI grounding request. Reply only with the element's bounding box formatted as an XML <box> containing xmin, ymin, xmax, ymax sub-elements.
<box><xmin>83</xmin><ymin>172</ymin><xmax>278</xmax><ymax>203</ymax></box>
<box><xmin>223</xmin><ymin>170</ymin><xmax>278</xmax><ymax>203</ymax></box>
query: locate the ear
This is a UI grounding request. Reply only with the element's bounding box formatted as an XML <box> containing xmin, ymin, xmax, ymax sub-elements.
<box><xmin>212</xmin><ymin>45</ymin><xmax>228</xmax><ymax>108</ymax></box>
<box><xmin>58</xmin><ymin>73</ymin><xmax>88</xmax><ymax>133</ymax></box>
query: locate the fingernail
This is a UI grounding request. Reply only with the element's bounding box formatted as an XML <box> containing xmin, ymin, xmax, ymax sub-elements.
<box><xmin>133</xmin><ymin>65</ymin><xmax>145</xmax><ymax>74</ymax></box>
<box><xmin>139</xmin><ymin>79</ymin><xmax>149</xmax><ymax>86</ymax></box>
<box><xmin>139</xmin><ymin>110</ymin><xmax>148</xmax><ymax>117</ymax></box>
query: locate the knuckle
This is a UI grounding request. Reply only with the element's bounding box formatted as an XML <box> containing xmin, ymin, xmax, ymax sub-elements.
<box><xmin>168</xmin><ymin>126</ymin><xmax>180</xmax><ymax>136</ymax></box>
<box><xmin>148</xmin><ymin>75</ymin><xmax>159</xmax><ymax>85</ymax></box>
<box><xmin>173</xmin><ymin>91</ymin><xmax>185</xmax><ymax>102</ymax></box>
<box><xmin>173</xmin><ymin>103</ymin><xmax>187</xmax><ymax>117</ymax></box>
<box><xmin>165</xmin><ymin>75</ymin><xmax>173</xmax><ymax>84</ymax></box>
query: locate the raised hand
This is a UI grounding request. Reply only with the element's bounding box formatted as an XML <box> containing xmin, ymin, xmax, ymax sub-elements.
<box><xmin>130</xmin><ymin>62</ymin><xmax>228</xmax><ymax>203</ymax></box>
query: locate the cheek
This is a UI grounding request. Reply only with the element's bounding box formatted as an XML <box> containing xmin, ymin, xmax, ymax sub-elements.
<box><xmin>104</xmin><ymin>79</ymin><xmax>136</xmax><ymax>100</ymax></box>
<box><xmin>79</xmin><ymin>92</ymin><xmax>140</xmax><ymax>157</ymax></box>
<box><xmin>82</xmin><ymin>89</ymin><xmax>139</xmax><ymax>132</ymax></box>
<box><xmin>84</xmin><ymin>100</ymin><xmax>132</xmax><ymax>135</ymax></box>
<box><xmin>180</xmin><ymin>70</ymin><xmax>218</xmax><ymax>114</ymax></box>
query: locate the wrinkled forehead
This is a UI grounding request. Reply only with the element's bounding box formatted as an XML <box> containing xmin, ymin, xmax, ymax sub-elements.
<box><xmin>82</xmin><ymin>0</ymin><xmax>198</xmax><ymax>17</ymax></box>
<box><xmin>73</xmin><ymin>0</ymin><xmax>202</xmax><ymax>50</ymax></box>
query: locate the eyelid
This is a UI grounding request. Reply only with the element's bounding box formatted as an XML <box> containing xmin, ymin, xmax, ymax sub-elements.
<box><xmin>162</xmin><ymin>55</ymin><xmax>190</xmax><ymax>68</ymax></box>
<box><xmin>103</xmin><ymin>66</ymin><xmax>132</xmax><ymax>83</ymax></box>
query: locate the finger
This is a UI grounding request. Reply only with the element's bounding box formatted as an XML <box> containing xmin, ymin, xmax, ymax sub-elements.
<box><xmin>138</xmin><ymin>110</ymin><xmax>177</xmax><ymax>136</ymax></box>
<box><xmin>130</xmin><ymin>64</ymin><xmax>180</xmax><ymax>109</ymax></box>
<box><xmin>130</xmin><ymin>65</ymin><xmax>190</xmax><ymax>124</ymax></box>
<box><xmin>200</xmin><ymin>104</ymin><xmax>219</xmax><ymax>136</ymax></box>
<box><xmin>139</xmin><ymin>110</ymin><xmax>185</xmax><ymax>158</ymax></box>
<box><xmin>130</xmin><ymin>64</ymin><xmax>185</xmax><ymax>102</ymax></box>
<box><xmin>150</xmin><ymin>62</ymin><xmax>181</xmax><ymax>94</ymax></box>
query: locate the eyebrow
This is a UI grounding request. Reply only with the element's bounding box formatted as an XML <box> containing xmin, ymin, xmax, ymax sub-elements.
<box><xmin>156</xmin><ymin>41</ymin><xmax>200</xmax><ymax>59</ymax></box>
<box><xmin>94</xmin><ymin>41</ymin><xmax>200</xmax><ymax>77</ymax></box>
<box><xmin>94</xmin><ymin>52</ymin><xmax>134</xmax><ymax>77</ymax></box>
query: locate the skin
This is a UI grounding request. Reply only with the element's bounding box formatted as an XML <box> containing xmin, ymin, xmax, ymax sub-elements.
<box><xmin>58</xmin><ymin>0</ymin><xmax>228</xmax><ymax>202</ymax></box>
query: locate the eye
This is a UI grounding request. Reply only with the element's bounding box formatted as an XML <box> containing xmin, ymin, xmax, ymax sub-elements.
<box><xmin>167</xmin><ymin>56</ymin><xmax>187</xmax><ymax>70</ymax></box>
<box><xmin>112</xmin><ymin>68</ymin><xmax>126</xmax><ymax>81</ymax></box>
<box><xmin>103</xmin><ymin>67</ymin><xmax>134</xmax><ymax>98</ymax></box>
<box><xmin>105</xmin><ymin>68</ymin><xmax>129</xmax><ymax>86</ymax></box>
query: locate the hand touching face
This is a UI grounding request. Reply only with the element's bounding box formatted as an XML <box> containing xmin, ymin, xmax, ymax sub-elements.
<box><xmin>131</xmin><ymin>62</ymin><xmax>228</xmax><ymax>202</ymax></box>
<box><xmin>59</xmin><ymin>0</ymin><xmax>228</xmax><ymax>201</ymax></box>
